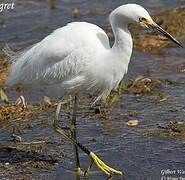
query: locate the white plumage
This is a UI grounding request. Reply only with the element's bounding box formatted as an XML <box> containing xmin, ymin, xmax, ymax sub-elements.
<box><xmin>4</xmin><ymin>4</ymin><xmax>182</xmax><ymax>177</ymax></box>
<box><xmin>6</xmin><ymin>4</ymin><xmax>180</xmax><ymax>102</ymax></box>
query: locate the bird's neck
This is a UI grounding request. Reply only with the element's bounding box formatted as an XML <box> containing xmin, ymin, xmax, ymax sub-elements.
<box><xmin>111</xmin><ymin>26</ymin><xmax>133</xmax><ymax>64</ymax></box>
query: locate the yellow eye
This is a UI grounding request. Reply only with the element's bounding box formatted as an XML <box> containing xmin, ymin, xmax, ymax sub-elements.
<box><xmin>139</xmin><ymin>17</ymin><xmax>147</xmax><ymax>22</ymax></box>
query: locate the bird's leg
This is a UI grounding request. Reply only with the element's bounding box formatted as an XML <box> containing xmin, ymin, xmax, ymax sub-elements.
<box><xmin>53</xmin><ymin>99</ymin><xmax>82</xmax><ymax>176</ymax></box>
<box><xmin>52</xmin><ymin>101</ymin><xmax>123</xmax><ymax>178</ymax></box>
<box><xmin>53</xmin><ymin>101</ymin><xmax>63</xmax><ymax>128</ymax></box>
<box><xmin>69</xmin><ymin>95</ymin><xmax>82</xmax><ymax>176</ymax></box>
<box><xmin>53</xmin><ymin>101</ymin><xmax>72</xmax><ymax>141</ymax></box>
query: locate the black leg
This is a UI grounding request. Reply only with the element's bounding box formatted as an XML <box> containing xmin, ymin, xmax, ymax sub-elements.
<box><xmin>70</xmin><ymin>95</ymin><xmax>81</xmax><ymax>175</ymax></box>
<box><xmin>52</xmin><ymin>100</ymin><xmax>123</xmax><ymax>178</ymax></box>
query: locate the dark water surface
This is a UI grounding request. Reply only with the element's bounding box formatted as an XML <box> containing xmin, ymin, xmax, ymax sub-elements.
<box><xmin>0</xmin><ymin>0</ymin><xmax>185</xmax><ymax>180</ymax></box>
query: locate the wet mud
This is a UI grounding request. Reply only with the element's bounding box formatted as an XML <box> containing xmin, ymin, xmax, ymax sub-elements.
<box><xmin>0</xmin><ymin>0</ymin><xmax>185</xmax><ymax>179</ymax></box>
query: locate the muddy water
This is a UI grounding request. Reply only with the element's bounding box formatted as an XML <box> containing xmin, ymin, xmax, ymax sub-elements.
<box><xmin>0</xmin><ymin>0</ymin><xmax>185</xmax><ymax>180</ymax></box>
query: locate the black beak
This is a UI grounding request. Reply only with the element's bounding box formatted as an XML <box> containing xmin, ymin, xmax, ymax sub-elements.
<box><xmin>149</xmin><ymin>23</ymin><xmax>183</xmax><ymax>48</ymax></box>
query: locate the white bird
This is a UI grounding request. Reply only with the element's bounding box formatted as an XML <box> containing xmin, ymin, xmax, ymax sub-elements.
<box><xmin>5</xmin><ymin>3</ymin><xmax>182</xmax><ymax>178</ymax></box>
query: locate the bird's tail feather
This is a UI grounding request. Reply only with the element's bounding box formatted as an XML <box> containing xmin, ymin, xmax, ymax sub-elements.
<box><xmin>2</xmin><ymin>44</ymin><xmax>36</xmax><ymax>65</ymax></box>
<box><xmin>2</xmin><ymin>44</ymin><xmax>18</xmax><ymax>64</ymax></box>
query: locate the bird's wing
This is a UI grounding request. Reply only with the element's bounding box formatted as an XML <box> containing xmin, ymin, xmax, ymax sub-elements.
<box><xmin>6</xmin><ymin>22</ymin><xmax>110</xmax><ymax>86</ymax></box>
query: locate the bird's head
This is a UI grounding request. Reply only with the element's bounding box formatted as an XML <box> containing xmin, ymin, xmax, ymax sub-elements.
<box><xmin>110</xmin><ymin>4</ymin><xmax>183</xmax><ymax>47</ymax></box>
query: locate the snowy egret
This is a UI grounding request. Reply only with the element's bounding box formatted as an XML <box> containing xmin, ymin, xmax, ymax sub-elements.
<box><xmin>5</xmin><ymin>3</ymin><xmax>182</xmax><ymax>178</ymax></box>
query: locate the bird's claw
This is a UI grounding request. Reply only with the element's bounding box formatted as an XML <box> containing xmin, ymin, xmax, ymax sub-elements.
<box><xmin>85</xmin><ymin>152</ymin><xmax>123</xmax><ymax>177</ymax></box>
<box><xmin>76</xmin><ymin>167</ymin><xmax>83</xmax><ymax>176</ymax></box>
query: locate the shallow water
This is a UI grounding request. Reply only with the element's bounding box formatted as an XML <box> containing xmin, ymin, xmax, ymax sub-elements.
<box><xmin>0</xmin><ymin>0</ymin><xmax>185</xmax><ymax>180</ymax></box>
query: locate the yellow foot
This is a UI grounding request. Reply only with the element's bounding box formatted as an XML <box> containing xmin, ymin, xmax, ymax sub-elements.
<box><xmin>76</xmin><ymin>167</ymin><xmax>83</xmax><ymax>176</ymax></box>
<box><xmin>85</xmin><ymin>152</ymin><xmax>123</xmax><ymax>177</ymax></box>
